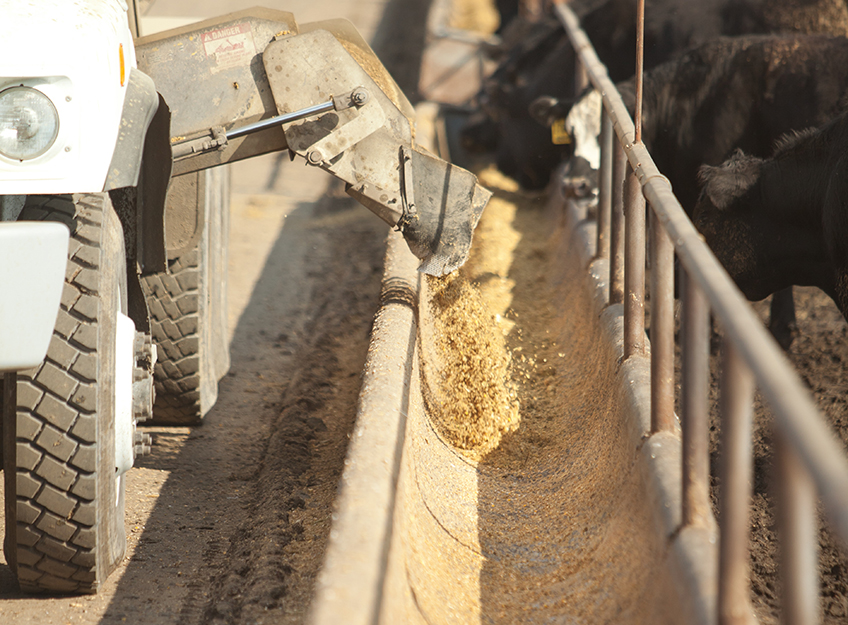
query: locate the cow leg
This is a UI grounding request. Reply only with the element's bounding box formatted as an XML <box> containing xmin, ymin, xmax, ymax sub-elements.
<box><xmin>768</xmin><ymin>287</ymin><xmax>797</xmax><ymax>350</ymax></box>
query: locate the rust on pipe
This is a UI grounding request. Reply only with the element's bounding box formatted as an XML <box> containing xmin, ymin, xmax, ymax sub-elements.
<box><xmin>624</xmin><ymin>166</ymin><xmax>646</xmax><ymax>358</ymax></box>
<box><xmin>609</xmin><ymin>142</ymin><xmax>626</xmax><ymax>304</ymax></box>
<box><xmin>718</xmin><ymin>339</ymin><xmax>754</xmax><ymax>625</ymax></box>
<box><xmin>681</xmin><ymin>273</ymin><xmax>710</xmax><ymax>527</ymax></box>
<box><xmin>777</xmin><ymin>434</ymin><xmax>820</xmax><ymax>625</ymax></box>
<box><xmin>596</xmin><ymin>110</ymin><xmax>613</xmax><ymax>261</ymax></box>
<box><xmin>650</xmin><ymin>206</ymin><xmax>675</xmax><ymax>432</ymax></box>
<box><xmin>634</xmin><ymin>0</ymin><xmax>645</xmax><ymax>143</ymax></box>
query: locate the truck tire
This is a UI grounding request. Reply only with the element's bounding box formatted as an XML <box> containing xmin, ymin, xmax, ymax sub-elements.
<box><xmin>3</xmin><ymin>193</ymin><xmax>128</xmax><ymax>593</ymax></box>
<box><xmin>141</xmin><ymin>168</ymin><xmax>230</xmax><ymax>424</ymax></box>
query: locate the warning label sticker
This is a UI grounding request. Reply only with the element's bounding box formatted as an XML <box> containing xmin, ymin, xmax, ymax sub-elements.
<box><xmin>202</xmin><ymin>23</ymin><xmax>256</xmax><ymax>74</ymax></box>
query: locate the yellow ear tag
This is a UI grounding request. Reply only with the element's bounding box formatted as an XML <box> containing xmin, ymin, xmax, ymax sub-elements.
<box><xmin>551</xmin><ymin>119</ymin><xmax>572</xmax><ymax>145</ymax></box>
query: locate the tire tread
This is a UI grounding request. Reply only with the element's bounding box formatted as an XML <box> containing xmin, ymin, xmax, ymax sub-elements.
<box><xmin>141</xmin><ymin>250</ymin><xmax>205</xmax><ymax>423</ymax></box>
<box><xmin>9</xmin><ymin>195</ymin><xmax>108</xmax><ymax>593</ymax></box>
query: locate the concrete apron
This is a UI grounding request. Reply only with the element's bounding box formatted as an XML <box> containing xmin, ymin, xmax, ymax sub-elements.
<box><xmin>309</xmin><ymin>104</ymin><xmax>719</xmax><ymax>625</ymax></box>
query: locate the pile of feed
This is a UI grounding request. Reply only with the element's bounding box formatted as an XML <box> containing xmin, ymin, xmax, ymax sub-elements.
<box><xmin>420</xmin><ymin>270</ymin><xmax>521</xmax><ymax>455</ymax></box>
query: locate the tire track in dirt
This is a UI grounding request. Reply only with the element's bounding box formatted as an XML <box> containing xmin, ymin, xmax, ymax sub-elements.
<box><xmin>183</xmin><ymin>2</ymin><xmax>435</xmax><ymax>622</ymax></box>
<box><xmin>197</xmin><ymin>187</ymin><xmax>387</xmax><ymax>625</ymax></box>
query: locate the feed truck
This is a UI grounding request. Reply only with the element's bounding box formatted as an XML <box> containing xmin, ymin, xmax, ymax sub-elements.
<box><xmin>0</xmin><ymin>0</ymin><xmax>489</xmax><ymax>593</ymax></box>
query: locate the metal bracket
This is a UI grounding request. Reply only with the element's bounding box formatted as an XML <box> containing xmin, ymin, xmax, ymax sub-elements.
<box><xmin>171</xmin><ymin>126</ymin><xmax>228</xmax><ymax>160</ymax></box>
<box><xmin>334</xmin><ymin>87</ymin><xmax>370</xmax><ymax>111</ymax></box>
<box><xmin>397</xmin><ymin>146</ymin><xmax>417</xmax><ymax>231</ymax></box>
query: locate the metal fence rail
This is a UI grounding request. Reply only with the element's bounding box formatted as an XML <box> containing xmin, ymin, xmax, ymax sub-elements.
<box><xmin>553</xmin><ymin>2</ymin><xmax>848</xmax><ymax>623</ymax></box>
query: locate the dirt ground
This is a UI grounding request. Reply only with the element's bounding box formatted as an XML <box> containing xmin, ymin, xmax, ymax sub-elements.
<box><xmin>0</xmin><ymin>144</ymin><xmax>387</xmax><ymax>625</ymax></box>
<box><xmin>713</xmin><ymin>289</ymin><xmax>848</xmax><ymax>624</ymax></box>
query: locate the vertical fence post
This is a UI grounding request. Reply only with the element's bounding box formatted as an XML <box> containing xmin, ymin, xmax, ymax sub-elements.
<box><xmin>623</xmin><ymin>0</ymin><xmax>646</xmax><ymax>358</ymax></box>
<box><xmin>681</xmin><ymin>272</ymin><xmax>710</xmax><ymax>526</ymax></box>
<box><xmin>650</xmin><ymin>207</ymin><xmax>675</xmax><ymax>431</ymax></box>
<box><xmin>596</xmin><ymin>110</ymin><xmax>613</xmax><ymax>262</ymax></box>
<box><xmin>623</xmin><ymin>166</ymin><xmax>646</xmax><ymax>358</ymax></box>
<box><xmin>634</xmin><ymin>0</ymin><xmax>645</xmax><ymax>143</ymax></box>
<box><xmin>718</xmin><ymin>340</ymin><xmax>754</xmax><ymax>625</ymax></box>
<box><xmin>609</xmin><ymin>142</ymin><xmax>626</xmax><ymax>304</ymax></box>
<box><xmin>777</xmin><ymin>434</ymin><xmax>820</xmax><ymax>625</ymax></box>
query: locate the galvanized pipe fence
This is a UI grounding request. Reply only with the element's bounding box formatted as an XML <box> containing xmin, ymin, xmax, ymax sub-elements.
<box><xmin>553</xmin><ymin>2</ymin><xmax>848</xmax><ymax>623</ymax></box>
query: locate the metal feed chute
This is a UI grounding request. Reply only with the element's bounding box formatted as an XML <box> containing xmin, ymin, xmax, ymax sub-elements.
<box><xmin>136</xmin><ymin>10</ymin><xmax>490</xmax><ymax>275</ymax></box>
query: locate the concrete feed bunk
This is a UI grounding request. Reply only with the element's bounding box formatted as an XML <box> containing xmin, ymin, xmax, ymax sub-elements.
<box><xmin>310</xmin><ymin>106</ymin><xmax>716</xmax><ymax>625</ymax></box>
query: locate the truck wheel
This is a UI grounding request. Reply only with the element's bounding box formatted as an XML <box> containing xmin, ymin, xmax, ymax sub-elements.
<box><xmin>3</xmin><ymin>194</ymin><xmax>129</xmax><ymax>593</ymax></box>
<box><xmin>141</xmin><ymin>168</ymin><xmax>230</xmax><ymax>424</ymax></box>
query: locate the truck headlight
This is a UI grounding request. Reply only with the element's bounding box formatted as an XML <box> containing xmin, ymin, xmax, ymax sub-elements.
<box><xmin>0</xmin><ymin>86</ymin><xmax>60</xmax><ymax>161</ymax></box>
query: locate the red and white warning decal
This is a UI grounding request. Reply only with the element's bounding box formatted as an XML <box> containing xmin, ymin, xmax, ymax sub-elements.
<box><xmin>202</xmin><ymin>23</ymin><xmax>256</xmax><ymax>73</ymax></box>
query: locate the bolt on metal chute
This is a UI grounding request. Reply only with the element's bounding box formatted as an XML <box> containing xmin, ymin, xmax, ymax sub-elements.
<box><xmin>136</xmin><ymin>10</ymin><xmax>490</xmax><ymax>276</ymax></box>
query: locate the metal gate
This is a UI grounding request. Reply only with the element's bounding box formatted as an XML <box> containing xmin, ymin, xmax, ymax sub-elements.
<box><xmin>553</xmin><ymin>2</ymin><xmax>848</xmax><ymax>623</ymax></box>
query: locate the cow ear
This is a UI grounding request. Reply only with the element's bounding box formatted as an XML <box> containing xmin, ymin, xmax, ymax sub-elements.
<box><xmin>698</xmin><ymin>151</ymin><xmax>763</xmax><ymax>210</ymax></box>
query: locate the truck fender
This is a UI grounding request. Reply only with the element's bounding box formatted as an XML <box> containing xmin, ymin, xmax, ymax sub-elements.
<box><xmin>108</xmin><ymin>73</ymin><xmax>172</xmax><ymax>335</ymax></box>
<box><xmin>136</xmin><ymin>91</ymin><xmax>172</xmax><ymax>275</ymax></box>
<box><xmin>104</xmin><ymin>69</ymin><xmax>160</xmax><ymax>191</ymax></box>
<box><xmin>108</xmin><ymin>84</ymin><xmax>172</xmax><ymax>278</ymax></box>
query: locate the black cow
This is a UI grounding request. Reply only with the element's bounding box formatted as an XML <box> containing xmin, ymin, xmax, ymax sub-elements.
<box><xmin>542</xmin><ymin>34</ymin><xmax>848</xmax><ymax>346</ymax></box>
<box><xmin>694</xmin><ymin>111</ymin><xmax>848</xmax><ymax>322</ymax></box>
<box><xmin>618</xmin><ymin>34</ymin><xmax>848</xmax><ymax>212</ymax></box>
<box><xmin>467</xmin><ymin>0</ymin><xmax>848</xmax><ymax>190</ymax></box>
<box><xmin>460</xmin><ymin>15</ymin><xmax>576</xmax><ymax>185</ymax></box>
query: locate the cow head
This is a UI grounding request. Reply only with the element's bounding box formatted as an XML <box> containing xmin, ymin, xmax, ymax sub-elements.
<box><xmin>528</xmin><ymin>89</ymin><xmax>603</xmax><ymax>197</ymax></box>
<box><xmin>561</xmin><ymin>155</ymin><xmax>599</xmax><ymax>199</ymax></box>
<box><xmin>697</xmin><ymin>150</ymin><xmax>763</xmax><ymax>211</ymax></box>
<box><xmin>467</xmin><ymin>29</ymin><xmax>581</xmax><ymax>190</ymax></box>
<box><xmin>528</xmin><ymin>95</ymin><xmax>575</xmax><ymax>128</ymax></box>
<box><xmin>692</xmin><ymin>150</ymin><xmax>776</xmax><ymax>301</ymax></box>
<box><xmin>693</xmin><ymin>150</ymin><xmax>819</xmax><ymax>302</ymax></box>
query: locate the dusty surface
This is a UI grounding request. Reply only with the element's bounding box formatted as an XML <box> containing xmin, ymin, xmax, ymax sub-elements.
<box><xmin>0</xmin><ymin>150</ymin><xmax>384</xmax><ymax>625</ymax></box>
<box><xmin>387</xmin><ymin>166</ymin><xmax>680</xmax><ymax>624</ymax></box>
<box><xmin>708</xmin><ymin>289</ymin><xmax>848</xmax><ymax>624</ymax></box>
<box><xmin>0</xmin><ymin>0</ymin><xmax>430</xmax><ymax>623</ymax></box>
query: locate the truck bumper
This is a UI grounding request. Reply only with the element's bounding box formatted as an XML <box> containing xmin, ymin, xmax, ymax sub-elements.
<box><xmin>0</xmin><ymin>221</ymin><xmax>69</xmax><ymax>372</ymax></box>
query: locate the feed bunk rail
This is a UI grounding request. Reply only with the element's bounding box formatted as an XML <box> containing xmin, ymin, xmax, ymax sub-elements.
<box><xmin>554</xmin><ymin>2</ymin><xmax>848</xmax><ymax>623</ymax></box>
